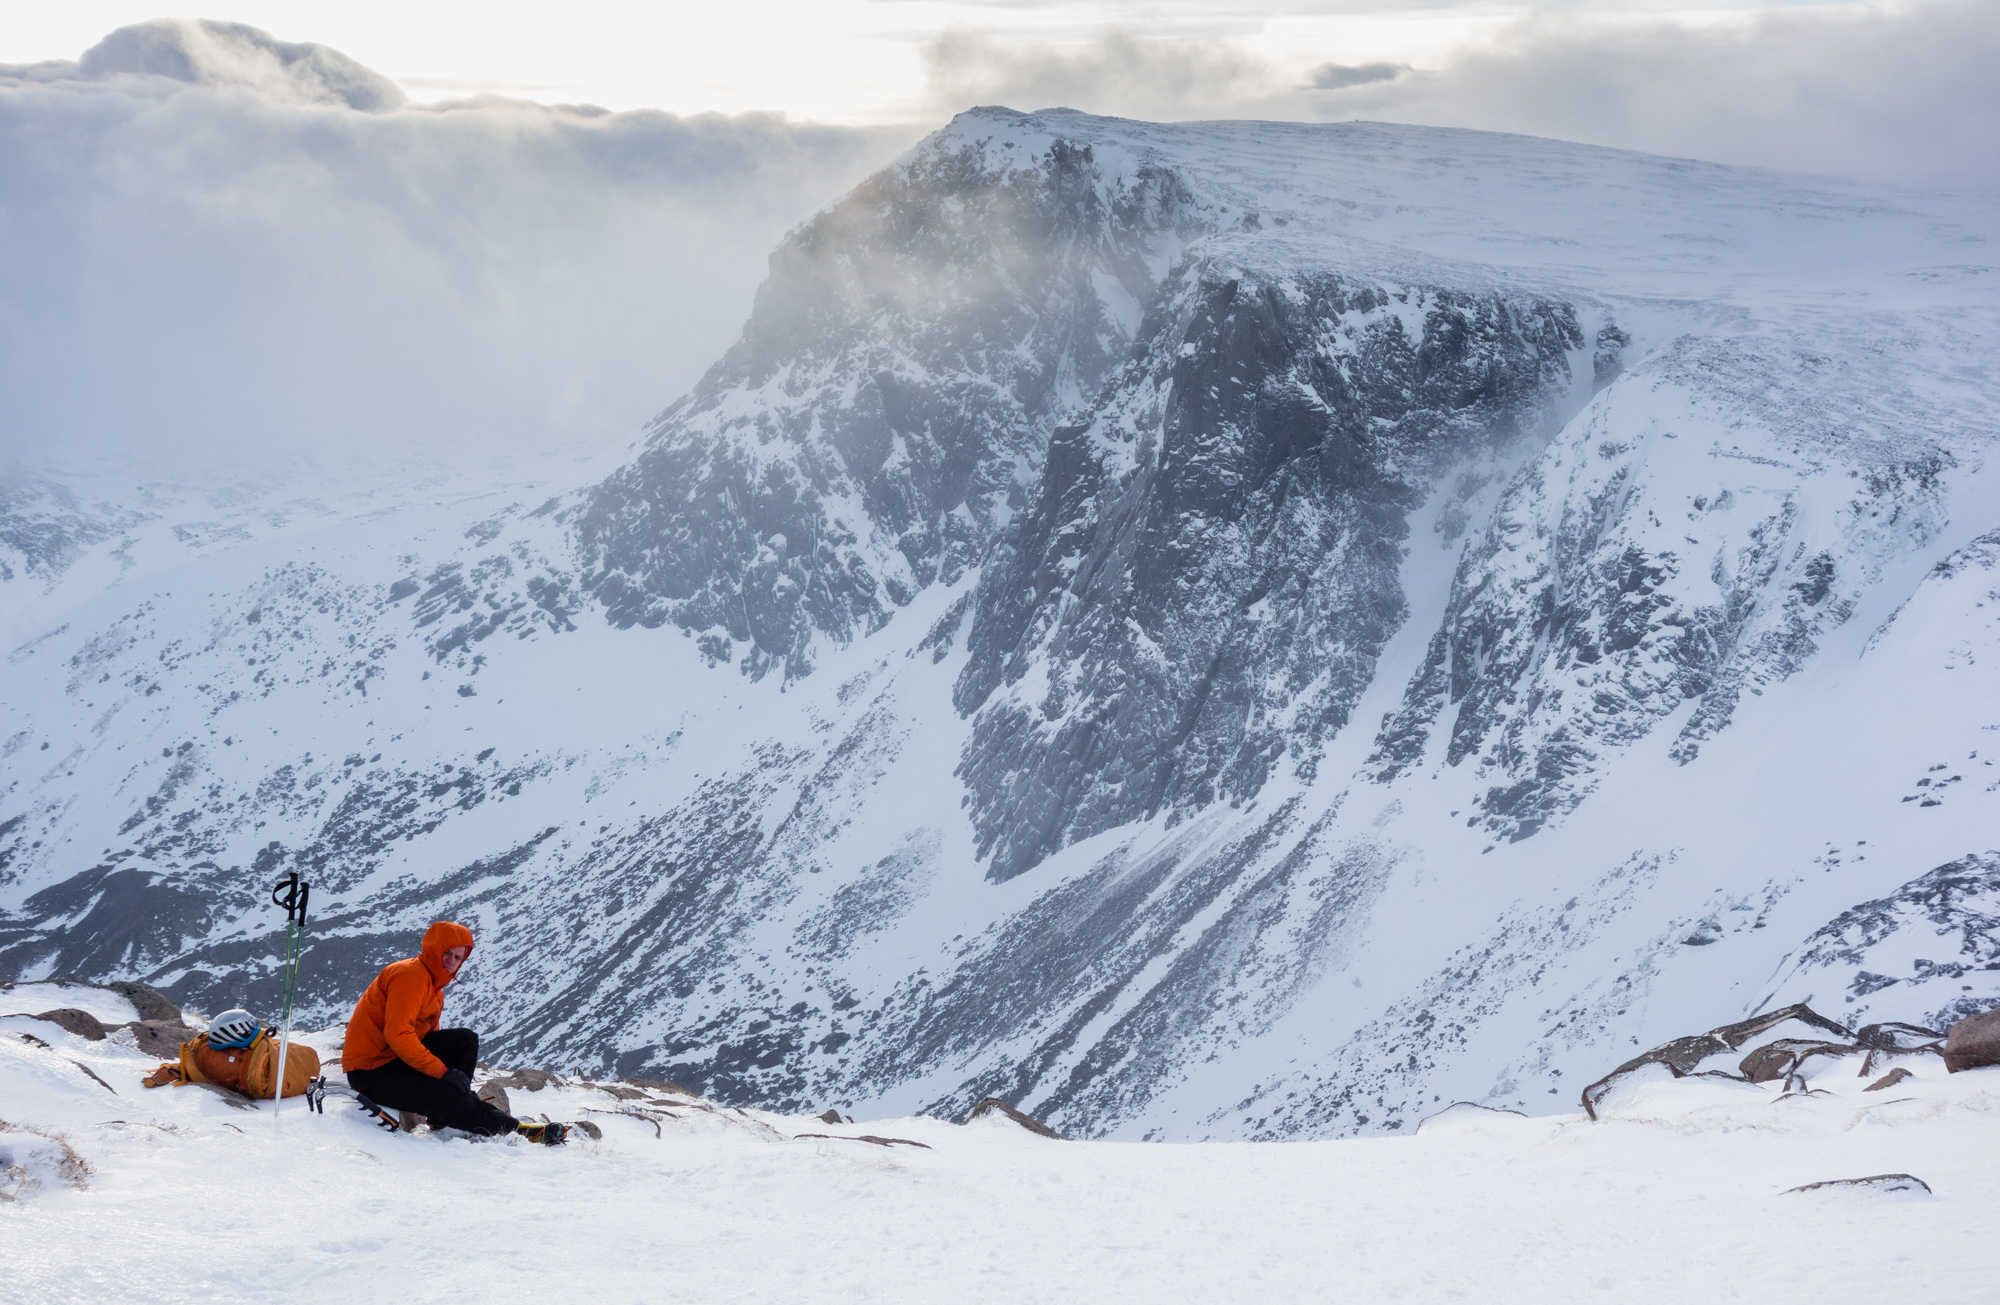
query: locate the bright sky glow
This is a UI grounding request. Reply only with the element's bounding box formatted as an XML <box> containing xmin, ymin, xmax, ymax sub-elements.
<box><xmin>5</xmin><ymin>1</ymin><xmax>1881</xmax><ymax>123</ymax></box>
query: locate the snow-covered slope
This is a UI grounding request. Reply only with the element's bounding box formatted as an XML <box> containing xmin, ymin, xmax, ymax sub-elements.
<box><xmin>3</xmin><ymin>108</ymin><xmax>1998</xmax><ymax>1140</ymax></box>
<box><xmin>3</xmin><ymin>1007</ymin><xmax>1997</xmax><ymax>1303</ymax></box>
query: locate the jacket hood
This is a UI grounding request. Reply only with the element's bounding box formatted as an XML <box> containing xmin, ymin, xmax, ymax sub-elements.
<box><xmin>419</xmin><ymin>920</ymin><xmax>476</xmax><ymax>987</ymax></box>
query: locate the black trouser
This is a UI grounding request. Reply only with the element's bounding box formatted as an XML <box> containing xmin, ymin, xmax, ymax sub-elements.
<box><xmin>346</xmin><ymin>1028</ymin><xmax>516</xmax><ymax>1136</ymax></box>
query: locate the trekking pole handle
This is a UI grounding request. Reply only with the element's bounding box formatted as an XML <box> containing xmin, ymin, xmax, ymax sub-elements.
<box><xmin>270</xmin><ymin>870</ymin><xmax>310</xmax><ymax>925</ymax></box>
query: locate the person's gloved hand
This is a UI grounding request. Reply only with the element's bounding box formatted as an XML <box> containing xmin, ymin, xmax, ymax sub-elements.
<box><xmin>442</xmin><ymin>1068</ymin><xmax>473</xmax><ymax>1093</ymax></box>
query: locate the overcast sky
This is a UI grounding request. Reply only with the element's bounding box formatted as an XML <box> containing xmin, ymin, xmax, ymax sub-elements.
<box><xmin>5</xmin><ymin>2</ymin><xmax>1990</xmax><ymax>165</ymax></box>
<box><xmin>2</xmin><ymin>4</ymin><xmax>1992</xmax><ymax>486</ymax></box>
<box><xmin>9</xmin><ymin>4</ymin><xmax>1996</xmax><ymax>164</ymax></box>
<box><xmin>6</xmin><ymin>2</ymin><xmax>1571</xmax><ymax>119</ymax></box>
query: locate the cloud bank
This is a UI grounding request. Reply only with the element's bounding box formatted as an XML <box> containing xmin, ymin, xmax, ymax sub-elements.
<box><xmin>7</xmin><ymin>9</ymin><xmax>1987</xmax><ymax>490</ymax></box>
<box><xmin>924</xmin><ymin>1</ymin><xmax>1999</xmax><ymax>186</ymax></box>
<box><xmin>928</xmin><ymin>29</ymin><xmax>1270</xmax><ymax>124</ymax></box>
<box><xmin>0</xmin><ymin>20</ymin><xmax>915</xmax><ymax>482</ymax></box>
<box><xmin>1305</xmin><ymin>63</ymin><xmax>1406</xmax><ymax>93</ymax></box>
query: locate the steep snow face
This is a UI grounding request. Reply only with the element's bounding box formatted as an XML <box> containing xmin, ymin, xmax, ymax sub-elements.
<box><xmin>4</xmin><ymin>109</ymin><xmax>1999</xmax><ymax>1143</ymax></box>
<box><xmin>1370</xmin><ymin>333</ymin><xmax>1969</xmax><ymax>842</ymax></box>
<box><xmin>1763</xmin><ymin>851</ymin><xmax>2000</xmax><ymax>1035</ymax></box>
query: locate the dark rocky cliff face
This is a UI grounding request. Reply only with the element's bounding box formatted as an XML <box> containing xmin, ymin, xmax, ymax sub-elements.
<box><xmin>955</xmin><ymin>266</ymin><xmax>1585</xmax><ymax>880</ymax></box>
<box><xmin>574</xmin><ymin>133</ymin><xmax>1203</xmax><ymax>678</ymax></box>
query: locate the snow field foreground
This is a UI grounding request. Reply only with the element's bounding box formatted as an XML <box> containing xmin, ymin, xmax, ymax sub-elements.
<box><xmin>4</xmin><ymin>1013</ymin><xmax>1995</xmax><ymax>1303</ymax></box>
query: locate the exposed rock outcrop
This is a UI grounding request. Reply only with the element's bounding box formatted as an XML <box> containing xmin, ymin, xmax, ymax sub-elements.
<box><xmin>1942</xmin><ymin>1006</ymin><xmax>2000</xmax><ymax>1073</ymax></box>
<box><xmin>7</xmin><ymin>1004</ymin><xmax>198</xmax><ymax>1060</ymax></box>
<box><xmin>1855</xmin><ymin>1021</ymin><xmax>1944</xmax><ymax>1050</ymax></box>
<box><xmin>0</xmin><ymin>976</ymin><xmax>182</xmax><ymax>1025</ymax></box>
<box><xmin>25</xmin><ymin>1008</ymin><xmax>108</xmax><ymax>1040</ymax></box>
<box><xmin>116</xmin><ymin>1020</ymin><xmax>198</xmax><ymax>1058</ymax></box>
<box><xmin>1579</xmin><ymin>1002</ymin><xmax>1964</xmax><ymax>1121</ymax></box>
<box><xmin>1581</xmin><ymin>1004</ymin><xmax>1854</xmax><ymax>1116</ymax></box>
<box><xmin>966</xmin><ymin>1097</ymin><xmax>1067</xmax><ymax>1139</ymax></box>
<box><xmin>1739</xmin><ymin>1039</ymin><xmax>1858</xmax><ymax>1084</ymax></box>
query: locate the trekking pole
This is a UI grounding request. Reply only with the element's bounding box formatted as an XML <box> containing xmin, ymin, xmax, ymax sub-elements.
<box><xmin>269</xmin><ymin>871</ymin><xmax>311</xmax><ymax>1117</ymax></box>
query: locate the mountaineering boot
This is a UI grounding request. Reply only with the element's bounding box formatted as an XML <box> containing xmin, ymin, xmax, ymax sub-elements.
<box><xmin>516</xmin><ymin>1120</ymin><xmax>568</xmax><ymax>1146</ymax></box>
<box><xmin>399</xmin><ymin>1110</ymin><xmax>427</xmax><ymax>1133</ymax></box>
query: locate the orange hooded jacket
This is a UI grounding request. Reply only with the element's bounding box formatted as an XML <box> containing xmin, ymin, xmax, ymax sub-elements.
<box><xmin>342</xmin><ymin>921</ymin><xmax>475</xmax><ymax>1078</ymax></box>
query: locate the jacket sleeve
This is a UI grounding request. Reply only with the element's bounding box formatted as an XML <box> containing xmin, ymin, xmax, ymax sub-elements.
<box><xmin>381</xmin><ymin>968</ymin><xmax>447</xmax><ymax>1077</ymax></box>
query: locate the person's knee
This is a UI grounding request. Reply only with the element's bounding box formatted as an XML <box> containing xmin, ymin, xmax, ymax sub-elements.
<box><xmin>428</xmin><ymin>1027</ymin><xmax>476</xmax><ymax>1053</ymax></box>
<box><xmin>421</xmin><ymin>1027</ymin><xmax>480</xmax><ymax>1072</ymax></box>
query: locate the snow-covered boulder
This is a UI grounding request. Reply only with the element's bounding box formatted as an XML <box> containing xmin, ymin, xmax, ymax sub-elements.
<box><xmin>1782</xmin><ymin>1173</ymin><xmax>1933</xmax><ymax>1200</ymax></box>
<box><xmin>1583</xmin><ymin>1061</ymin><xmax>1780</xmax><ymax>1125</ymax></box>
<box><xmin>0</xmin><ymin>1123</ymin><xmax>89</xmax><ymax>1201</ymax></box>
<box><xmin>1414</xmin><ymin>1101</ymin><xmax>1527</xmax><ymax>1136</ymax></box>
<box><xmin>1581</xmin><ymin>1059</ymin><xmax>1679</xmax><ymax>1120</ymax></box>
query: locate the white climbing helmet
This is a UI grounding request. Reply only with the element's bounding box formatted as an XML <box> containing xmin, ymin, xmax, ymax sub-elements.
<box><xmin>209</xmin><ymin>1009</ymin><xmax>259</xmax><ymax>1047</ymax></box>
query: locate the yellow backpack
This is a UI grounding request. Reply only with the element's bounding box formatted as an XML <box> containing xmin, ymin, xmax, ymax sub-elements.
<box><xmin>144</xmin><ymin>1030</ymin><xmax>320</xmax><ymax>1098</ymax></box>
<box><xmin>244</xmin><ymin>1031</ymin><xmax>320</xmax><ymax>1099</ymax></box>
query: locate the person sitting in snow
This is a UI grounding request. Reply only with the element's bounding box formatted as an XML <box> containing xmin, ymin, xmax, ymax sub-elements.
<box><xmin>343</xmin><ymin>920</ymin><xmax>565</xmax><ymax>1145</ymax></box>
